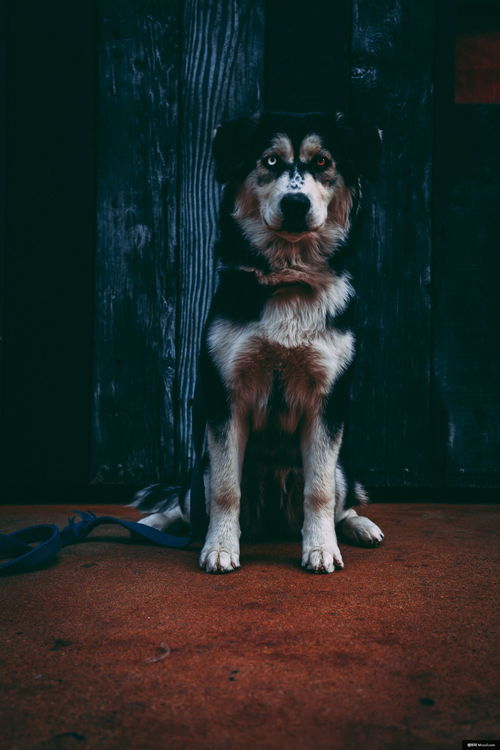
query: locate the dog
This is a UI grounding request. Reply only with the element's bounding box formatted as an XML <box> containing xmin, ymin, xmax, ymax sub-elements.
<box><xmin>133</xmin><ymin>111</ymin><xmax>384</xmax><ymax>573</ymax></box>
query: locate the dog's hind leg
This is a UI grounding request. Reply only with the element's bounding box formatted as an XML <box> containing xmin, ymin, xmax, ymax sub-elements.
<box><xmin>334</xmin><ymin>467</ymin><xmax>384</xmax><ymax>547</ymax></box>
<box><xmin>338</xmin><ymin>509</ymin><xmax>384</xmax><ymax>547</ymax></box>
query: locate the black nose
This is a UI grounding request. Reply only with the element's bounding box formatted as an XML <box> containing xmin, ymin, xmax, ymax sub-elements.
<box><xmin>279</xmin><ymin>193</ymin><xmax>311</xmax><ymax>231</ymax></box>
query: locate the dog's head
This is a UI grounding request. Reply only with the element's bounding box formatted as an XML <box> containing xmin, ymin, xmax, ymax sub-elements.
<box><xmin>213</xmin><ymin>112</ymin><xmax>381</xmax><ymax>254</ymax></box>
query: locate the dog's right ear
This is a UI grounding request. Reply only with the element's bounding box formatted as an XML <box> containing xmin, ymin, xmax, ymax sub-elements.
<box><xmin>212</xmin><ymin>114</ymin><xmax>260</xmax><ymax>183</ymax></box>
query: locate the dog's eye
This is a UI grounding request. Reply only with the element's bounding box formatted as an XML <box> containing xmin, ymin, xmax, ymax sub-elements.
<box><xmin>265</xmin><ymin>155</ymin><xmax>278</xmax><ymax>167</ymax></box>
<box><xmin>315</xmin><ymin>155</ymin><xmax>328</xmax><ymax>168</ymax></box>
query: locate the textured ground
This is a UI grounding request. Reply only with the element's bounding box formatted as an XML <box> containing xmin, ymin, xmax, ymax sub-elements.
<box><xmin>0</xmin><ymin>503</ymin><xmax>498</xmax><ymax>750</ymax></box>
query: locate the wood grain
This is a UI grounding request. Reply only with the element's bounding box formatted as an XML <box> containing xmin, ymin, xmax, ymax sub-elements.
<box><xmin>433</xmin><ymin>0</ymin><xmax>500</xmax><ymax>489</ymax></box>
<box><xmin>3</xmin><ymin>0</ymin><xmax>499</xmax><ymax>498</ymax></box>
<box><xmin>175</xmin><ymin>0</ymin><xmax>265</xmax><ymax>479</ymax></box>
<box><xmin>264</xmin><ymin>0</ymin><xmax>352</xmax><ymax>112</ymax></box>
<box><xmin>92</xmin><ymin>0</ymin><xmax>181</xmax><ymax>484</ymax></box>
<box><xmin>348</xmin><ymin>0</ymin><xmax>434</xmax><ymax>487</ymax></box>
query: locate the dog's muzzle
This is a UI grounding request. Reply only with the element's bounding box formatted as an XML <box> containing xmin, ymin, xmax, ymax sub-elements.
<box><xmin>279</xmin><ymin>192</ymin><xmax>311</xmax><ymax>233</ymax></box>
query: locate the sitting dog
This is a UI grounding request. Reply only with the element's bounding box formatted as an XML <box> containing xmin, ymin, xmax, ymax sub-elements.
<box><xmin>133</xmin><ymin>111</ymin><xmax>384</xmax><ymax>573</ymax></box>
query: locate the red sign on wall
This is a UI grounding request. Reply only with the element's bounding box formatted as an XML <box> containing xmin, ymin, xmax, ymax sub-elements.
<box><xmin>455</xmin><ymin>4</ymin><xmax>500</xmax><ymax>103</ymax></box>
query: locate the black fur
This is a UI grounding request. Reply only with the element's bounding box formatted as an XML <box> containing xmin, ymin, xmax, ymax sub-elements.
<box><xmin>322</xmin><ymin>365</ymin><xmax>353</xmax><ymax>443</ymax></box>
<box><xmin>213</xmin><ymin>111</ymin><xmax>381</xmax><ymax>187</ymax></box>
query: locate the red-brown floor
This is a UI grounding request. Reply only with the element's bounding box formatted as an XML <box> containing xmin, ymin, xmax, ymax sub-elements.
<box><xmin>0</xmin><ymin>503</ymin><xmax>498</xmax><ymax>750</ymax></box>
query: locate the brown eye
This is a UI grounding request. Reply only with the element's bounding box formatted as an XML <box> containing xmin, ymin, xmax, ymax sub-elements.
<box><xmin>315</xmin><ymin>155</ymin><xmax>327</xmax><ymax>168</ymax></box>
<box><xmin>265</xmin><ymin>155</ymin><xmax>278</xmax><ymax>167</ymax></box>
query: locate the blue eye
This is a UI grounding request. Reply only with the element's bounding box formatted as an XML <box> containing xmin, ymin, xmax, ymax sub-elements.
<box><xmin>265</xmin><ymin>155</ymin><xmax>278</xmax><ymax>167</ymax></box>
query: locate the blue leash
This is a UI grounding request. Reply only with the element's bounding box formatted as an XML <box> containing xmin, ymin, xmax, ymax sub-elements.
<box><xmin>0</xmin><ymin>510</ymin><xmax>191</xmax><ymax>574</ymax></box>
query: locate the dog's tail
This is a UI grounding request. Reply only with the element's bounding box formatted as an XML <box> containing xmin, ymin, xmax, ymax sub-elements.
<box><xmin>348</xmin><ymin>480</ymin><xmax>370</xmax><ymax>507</ymax></box>
<box><xmin>130</xmin><ymin>483</ymin><xmax>191</xmax><ymax>533</ymax></box>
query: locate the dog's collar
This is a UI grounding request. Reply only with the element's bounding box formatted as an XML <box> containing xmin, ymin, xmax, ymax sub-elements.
<box><xmin>238</xmin><ymin>265</ymin><xmax>296</xmax><ymax>284</ymax></box>
<box><xmin>221</xmin><ymin>263</ymin><xmax>330</xmax><ymax>292</ymax></box>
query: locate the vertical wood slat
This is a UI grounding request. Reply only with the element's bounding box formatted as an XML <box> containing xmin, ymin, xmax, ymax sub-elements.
<box><xmin>0</xmin><ymin>0</ymin><xmax>6</xmax><ymax>415</ymax></box>
<box><xmin>92</xmin><ymin>1</ymin><xmax>181</xmax><ymax>484</ymax></box>
<box><xmin>175</xmin><ymin>0</ymin><xmax>265</xmax><ymax>479</ymax></box>
<box><xmin>91</xmin><ymin>0</ymin><xmax>499</xmax><ymax>495</ymax></box>
<box><xmin>433</xmin><ymin>1</ymin><xmax>500</xmax><ymax>489</ymax></box>
<box><xmin>264</xmin><ymin>0</ymin><xmax>352</xmax><ymax>112</ymax></box>
<box><xmin>348</xmin><ymin>0</ymin><xmax>434</xmax><ymax>487</ymax></box>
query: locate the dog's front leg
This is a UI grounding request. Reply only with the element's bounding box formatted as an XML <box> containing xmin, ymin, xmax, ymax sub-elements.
<box><xmin>301</xmin><ymin>419</ymin><xmax>344</xmax><ymax>573</ymax></box>
<box><xmin>199</xmin><ymin>418</ymin><xmax>247</xmax><ymax>573</ymax></box>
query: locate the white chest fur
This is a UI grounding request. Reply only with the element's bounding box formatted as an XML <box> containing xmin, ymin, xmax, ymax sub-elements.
<box><xmin>208</xmin><ymin>274</ymin><xmax>355</xmax><ymax>416</ymax></box>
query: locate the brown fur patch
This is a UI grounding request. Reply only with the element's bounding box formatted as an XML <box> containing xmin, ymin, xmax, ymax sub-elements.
<box><xmin>299</xmin><ymin>134</ymin><xmax>323</xmax><ymax>161</ymax></box>
<box><xmin>280</xmin><ymin>345</ymin><xmax>329</xmax><ymax>432</ymax></box>
<box><xmin>264</xmin><ymin>238</ymin><xmax>334</xmax><ymax>276</ymax></box>
<box><xmin>234</xmin><ymin>179</ymin><xmax>260</xmax><ymax>219</ymax></box>
<box><xmin>305</xmin><ymin>492</ymin><xmax>334</xmax><ymax>511</ymax></box>
<box><xmin>267</xmin><ymin>134</ymin><xmax>293</xmax><ymax>162</ymax></box>
<box><xmin>232</xmin><ymin>339</ymin><xmax>329</xmax><ymax>433</ymax></box>
<box><xmin>253</xmin><ymin>266</ymin><xmax>331</xmax><ymax>295</ymax></box>
<box><xmin>299</xmin><ymin>136</ymin><xmax>337</xmax><ymax>184</ymax></box>
<box><xmin>230</xmin><ymin>339</ymin><xmax>275</xmax><ymax>430</ymax></box>
<box><xmin>328</xmin><ymin>182</ymin><xmax>353</xmax><ymax>229</ymax></box>
<box><xmin>213</xmin><ymin>488</ymin><xmax>240</xmax><ymax>511</ymax></box>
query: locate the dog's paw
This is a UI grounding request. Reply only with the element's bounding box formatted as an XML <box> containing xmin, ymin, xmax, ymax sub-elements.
<box><xmin>199</xmin><ymin>546</ymin><xmax>240</xmax><ymax>573</ymax></box>
<box><xmin>340</xmin><ymin>515</ymin><xmax>384</xmax><ymax>547</ymax></box>
<box><xmin>301</xmin><ymin>546</ymin><xmax>344</xmax><ymax>573</ymax></box>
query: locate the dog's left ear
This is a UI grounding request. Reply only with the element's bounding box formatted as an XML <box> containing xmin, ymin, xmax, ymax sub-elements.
<box><xmin>333</xmin><ymin>112</ymin><xmax>383</xmax><ymax>184</ymax></box>
<box><xmin>212</xmin><ymin>114</ymin><xmax>261</xmax><ymax>183</ymax></box>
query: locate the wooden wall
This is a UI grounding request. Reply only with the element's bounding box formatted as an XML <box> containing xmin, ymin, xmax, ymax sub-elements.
<box><xmin>93</xmin><ymin>0</ymin><xmax>265</xmax><ymax>486</ymax></box>
<box><xmin>1</xmin><ymin>0</ymin><xmax>499</xmax><ymax>501</ymax></box>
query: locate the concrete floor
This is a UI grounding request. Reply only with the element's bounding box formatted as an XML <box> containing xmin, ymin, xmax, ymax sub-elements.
<box><xmin>0</xmin><ymin>503</ymin><xmax>498</xmax><ymax>750</ymax></box>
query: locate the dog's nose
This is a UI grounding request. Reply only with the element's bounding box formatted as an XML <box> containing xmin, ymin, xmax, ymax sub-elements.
<box><xmin>279</xmin><ymin>193</ymin><xmax>311</xmax><ymax>231</ymax></box>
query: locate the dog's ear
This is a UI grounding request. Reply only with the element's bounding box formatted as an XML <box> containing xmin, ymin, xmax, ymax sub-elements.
<box><xmin>212</xmin><ymin>114</ymin><xmax>260</xmax><ymax>183</ymax></box>
<box><xmin>333</xmin><ymin>112</ymin><xmax>382</xmax><ymax>184</ymax></box>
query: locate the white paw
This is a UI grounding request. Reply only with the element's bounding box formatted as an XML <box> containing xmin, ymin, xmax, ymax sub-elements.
<box><xmin>341</xmin><ymin>516</ymin><xmax>384</xmax><ymax>547</ymax></box>
<box><xmin>199</xmin><ymin>545</ymin><xmax>240</xmax><ymax>573</ymax></box>
<box><xmin>301</xmin><ymin>546</ymin><xmax>344</xmax><ymax>573</ymax></box>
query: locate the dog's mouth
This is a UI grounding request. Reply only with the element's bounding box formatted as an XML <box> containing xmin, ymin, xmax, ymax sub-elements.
<box><xmin>272</xmin><ymin>229</ymin><xmax>311</xmax><ymax>243</ymax></box>
<box><xmin>264</xmin><ymin>221</ymin><xmax>323</xmax><ymax>243</ymax></box>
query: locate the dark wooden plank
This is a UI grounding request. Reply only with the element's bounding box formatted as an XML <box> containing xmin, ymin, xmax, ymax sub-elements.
<box><xmin>175</xmin><ymin>0</ymin><xmax>265</xmax><ymax>478</ymax></box>
<box><xmin>1</xmin><ymin>0</ymin><xmax>97</xmax><ymax>488</ymax></box>
<box><xmin>92</xmin><ymin>1</ymin><xmax>181</xmax><ymax>485</ymax></box>
<box><xmin>348</xmin><ymin>0</ymin><xmax>434</xmax><ymax>488</ymax></box>
<box><xmin>432</xmin><ymin>0</ymin><xmax>500</xmax><ymax>489</ymax></box>
<box><xmin>0</xmin><ymin>0</ymin><xmax>6</xmax><ymax>425</ymax></box>
<box><xmin>264</xmin><ymin>0</ymin><xmax>352</xmax><ymax>112</ymax></box>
